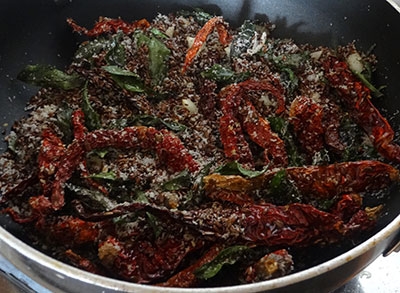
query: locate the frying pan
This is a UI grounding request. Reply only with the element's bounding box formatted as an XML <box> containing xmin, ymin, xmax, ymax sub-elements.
<box><xmin>0</xmin><ymin>0</ymin><xmax>400</xmax><ymax>292</ymax></box>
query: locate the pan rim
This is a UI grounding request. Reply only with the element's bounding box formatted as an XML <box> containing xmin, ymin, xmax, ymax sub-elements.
<box><xmin>0</xmin><ymin>213</ymin><xmax>399</xmax><ymax>292</ymax></box>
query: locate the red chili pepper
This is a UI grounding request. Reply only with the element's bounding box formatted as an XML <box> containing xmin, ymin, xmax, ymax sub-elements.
<box><xmin>72</xmin><ymin>109</ymin><xmax>108</xmax><ymax>194</ymax></box>
<box><xmin>158</xmin><ymin>244</ymin><xmax>223</xmax><ymax>287</ymax></box>
<box><xmin>243</xmin><ymin>249</ymin><xmax>293</xmax><ymax>283</ymax></box>
<box><xmin>239</xmin><ymin>80</ymin><xmax>286</xmax><ymax>115</ymax></box>
<box><xmin>37</xmin><ymin>216</ymin><xmax>100</xmax><ymax>246</ymax></box>
<box><xmin>323</xmin><ymin>56</ymin><xmax>400</xmax><ymax>163</ymax></box>
<box><xmin>331</xmin><ymin>194</ymin><xmax>363</xmax><ymax>221</ymax></box>
<box><xmin>182</xmin><ymin>17</ymin><xmax>231</xmax><ymax>73</ymax></box>
<box><xmin>98</xmin><ymin>235</ymin><xmax>204</xmax><ymax>284</ymax></box>
<box><xmin>242</xmin><ymin>100</ymin><xmax>288</xmax><ymax>167</ymax></box>
<box><xmin>219</xmin><ymin>114</ymin><xmax>254</xmax><ymax>168</ymax></box>
<box><xmin>207</xmin><ymin>190</ymin><xmax>254</xmax><ymax>205</ymax></box>
<box><xmin>65</xmin><ymin>249</ymin><xmax>104</xmax><ymax>275</ymax></box>
<box><xmin>285</xmin><ymin>160</ymin><xmax>399</xmax><ymax>199</ymax></box>
<box><xmin>204</xmin><ymin>161</ymin><xmax>399</xmax><ymax>199</ymax></box>
<box><xmin>66</xmin><ymin>17</ymin><xmax>150</xmax><ymax>37</ymax></box>
<box><xmin>50</xmin><ymin>126</ymin><xmax>198</xmax><ymax>209</ymax></box>
<box><xmin>322</xmin><ymin>100</ymin><xmax>346</xmax><ymax>153</ymax></box>
<box><xmin>289</xmin><ymin>96</ymin><xmax>324</xmax><ymax>158</ymax></box>
<box><xmin>38</xmin><ymin>129</ymin><xmax>66</xmax><ymax>196</ymax></box>
<box><xmin>218</xmin><ymin>80</ymin><xmax>288</xmax><ymax>168</ymax></box>
<box><xmin>72</xmin><ymin>109</ymin><xmax>87</xmax><ymax>141</ymax></box>
<box><xmin>52</xmin><ymin>141</ymin><xmax>86</xmax><ymax>210</ymax></box>
<box><xmin>89</xmin><ymin>201</ymin><xmax>380</xmax><ymax>247</ymax></box>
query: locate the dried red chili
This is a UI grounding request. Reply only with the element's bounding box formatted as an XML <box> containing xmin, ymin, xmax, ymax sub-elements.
<box><xmin>182</xmin><ymin>17</ymin><xmax>231</xmax><ymax>73</ymax></box>
<box><xmin>241</xmin><ymin>100</ymin><xmax>288</xmax><ymax>167</ymax></box>
<box><xmin>323</xmin><ymin>56</ymin><xmax>400</xmax><ymax>163</ymax></box>
<box><xmin>67</xmin><ymin>17</ymin><xmax>150</xmax><ymax>37</ymax></box>
<box><xmin>65</xmin><ymin>249</ymin><xmax>104</xmax><ymax>275</ymax></box>
<box><xmin>243</xmin><ymin>249</ymin><xmax>293</xmax><ymax>283</ymax></box>
<box><xmin>158</xmin><ymin>244</ymin><xmax>223</xmax><ymax>287</ymax></box>
<box><xmin>98</xmin><ymin>235</ymin><xmax>204</xmax><ymax>284</ymax></box>
<box><xmin>204</xmin><ymin>160</ymin><xmax>399</xmax><ymax>199</ymax></box>
<box><xmin>289</xmin><ymin>96</ymin><xmax>324</xmax><ymax>158</ymax></box>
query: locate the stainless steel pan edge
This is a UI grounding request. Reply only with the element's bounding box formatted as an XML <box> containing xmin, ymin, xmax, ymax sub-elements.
<box><xmin>0</xmin><ymin>216</ymin><xmax>399</xmax><ymax>293</ymax></box>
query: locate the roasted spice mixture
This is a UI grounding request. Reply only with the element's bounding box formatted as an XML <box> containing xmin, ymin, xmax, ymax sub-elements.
<box><xmin>0</xmin><ymin>10</ymin><xmax>399</xmax><ymax>287</ymax></box>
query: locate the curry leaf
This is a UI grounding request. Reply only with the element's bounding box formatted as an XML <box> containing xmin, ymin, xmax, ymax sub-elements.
<box><xmin>135</xmin><ymin>190</ymin><xmax>150</xmax><ymax>203</ymax></box>
<box><xmin>74</xmin><ymin>38</ymin><xmax>112</xmax><ymax>62</ymax></box>
<box><xmin>150</xmin><ymin>28</ymin><xmax>168</xmax><ymax>39</ymax></box>
<box><xmin>146</xmin><ymin>212</ymin><xmax>161</xmax><ymax>238</ymax></box>
<box><xmin>177</xmin><ymin>8</ymin><xmax>213</xmax><ymax>25</ymax></box>
<box><xmin>105</xmin><ymin>43</ymin><xmax>126</xmax><ymax>67</ymax></box>
<box><xmin>162</xmin><ymin>170</ymin><xmax>192</xmax><ymax>191</ymax></box>
<box><xmin>215</xmin><ymin>161</ymin><xmax>267</xmax><ymax>178</ymax></box>
<box><xmin>183</xmin><ymin>162</ymin><xmax>213</xmax><ymax>207</ymax></box>
<box><xmin>55</xmin><ymin>106</ymin><xmax>74</xmax><ymax>144</ymax></box>
<box><xmin>195</xmin><ymin>246</ymin><xmax>251</xmax><ymax>280</ymax></box>
<box><xmin>136</xmin><ymin>32</ymin><xmax>170</xmax><ymax>85</ymax></box>
<box><xmin>268</xmin><ymin>169</ymin><xmax>286</xmax><ymax>192</ymax></box>
<box><xmin>201</xmin><ymin>64</ymin><xmax>250</xmax><ymax>85</ymax></box>
<box><xmin>82</xmin><ymin>86</ymin><xmax>101</xmax><ymax>131</ymax></box>
<box><xmin>131</xmin><ymin>114</ymin><xmax>186</xmax><ymax>132</ymax></box>
<box><xmin>230</xmin><ymin>20</ymin><xmax>256</xmax><ymax>58</ymax></box>
<box><xmin>351</xmin><ymin>69</ymin><xmax>384</xmax><ymax>98</ymax></box>
<box><xmin>268</xmin><ymin>117</ymin><xmax>305</xmax><ymax>167</ymax></box>
<box><xmin>6</xmin><ymin>132</ymin><xmax>18</xmax><ymax>155</ymax></box>
<box><xmin>17</xmin><ymin>65</ymin><xmax>84</xmax><ymax>90</ymax></box>
<box><xmin>88</xmin><ymin>171</ymin><xmax>117</xmax><ymax>181</ymax></box>
<box><xmin>102</xmin><ymin>65</ymin><xmax>145</xmax><ymax>93</ymax></box>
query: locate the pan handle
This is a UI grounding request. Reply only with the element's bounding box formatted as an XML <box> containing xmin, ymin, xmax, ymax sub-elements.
<box><xmin>383</xmin><ymin>229</ymin><xmax>400</xmax><ymax>256</ymax></box>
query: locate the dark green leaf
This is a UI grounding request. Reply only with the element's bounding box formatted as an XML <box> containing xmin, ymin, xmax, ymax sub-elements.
<box><xmin>17</xmin><ymin>65</ymin><xmax>84</xmax><ymax>90</ymax></box>
<box><xmin>105</xmin><ymin>43</ymin><xmax>126</xmax><ymax>67</ymax></box>
<box><xmin>339</xmin><ymin>115</ymin><xmax>380</xmax><ymax>161</ymax></box>
<box><xmin>81</xmin><ymin>86</ymin><xmax>101</xmax><ymax>131</ymax></box>
<box><xmin>90</xmin><ymin>149</ymin><xmax>108</xmax><ymax>158</ymax></box>
<box><xmin>102</xmin><ymin>65</ymin><xmax>145</xmax><ymax>93</ymax></box>
<box><xmin>268</xmin><ymin>117</ymin><xmax>305</xmax><ymax>167</ymax></box>
<box><xmin>131</xmin><ymin>114</ymin><xmax>186</xmax><ymax>132</ymax></box>
<box><xmin>230</xmin><ymin>20</ymin><xmax>256</xmax><ymax>58</ymax></box>
<box><xmin>280</xmin><ymin>67</ymin><xmax>299</xmax><ymax>94</ymax></box>
<box><xmin>102</xmin><ymin>65</ymin><xmax>139</xmax><ymax>77</ymax></box>
<box><xmin>146</xmin><ymin>212</ymin><xmax>161</xmax><ymax>238</ymax></box>
<box><xmin>74</xmin><ymin>38</ymin><xmax>112</xmax><ymax>62</ymax></box>
<box><xmin>215</xmin><ymin>161</ymin><xmax>268</xmax><ymax>178</ymax></box>
<box><xmin>201</xmin><ymin>64</ymin><xmax>250</xmax><ymax>85</ymax></box>
<box><xmin>88</xmin><ymin>171</ymin><xmax>117</xmax><ymax>181</ymax></box>
<box><xmin>177</xmin><ymin>8</ymin><xmax>213</xmax><ymax>25</ymax></box>
<box><xmin>351</xmin><ymin>69</ymin><xmax>384</xmax><ymax>98</ymax></box>
<box><xmin>55</xmin><ymin>106</ymin><xmax>74</xmax><ymax>144</ymax></box>
<box><xmin>134</xmin><ymin>190</ymin><xmax>150</xmax><ymax>203</ymax></box>
<box><xmin>195</xmin><ymin>246</ymin><xmax>250</xmax><ymax>280</ymax></box>
<box><xmin>162</xmin><ymin>170</ymin><xmax>192</xmax><ymax>191</ymax></box>
<box><xmin>148</xmin><ymin>38</ymin><xmax>170</xmax><ymax>85</ymax></box>
<box><xmin>268</xmin><ymin>169</ymin><xmax>286</xmax><ymax>191</ymax></box>
<box><xmin>150</xmin><ymin>28</ymin><xmax>168</xmax><ymax>39</ymax></box>
<box><xmin>183</xmin><ymin>162</ymin><xmax>213</xmax><ymax>207</ymax></box>
<box><xmin>136</xmin><ymin>32</ymin><xmax>170</xmax><ymax>85</ymax></box>
<box><xmin>7</xmin><ymin>132</ymin><xmax>18</xmax><ymax>155</ymax></box>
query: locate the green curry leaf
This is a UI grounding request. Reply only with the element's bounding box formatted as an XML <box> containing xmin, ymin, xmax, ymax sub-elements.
<box><xmin>162</xmin><ymin>170</ymin><xmax>192</xmax><ymax>191</ymax></box>
<box><xmin>201</xmin><ymin>64</ymin><xmax>250</xmax><ymax>85</ymax></box>
<box><xmin>195</xmin><ymin>246</ymin><xmax>251</xmax><ymax>280</ymax></box>
<box><xmin>17</xmin><ymin>65</ymin><xmax>84</xmax><ymax>90</ymax></box>
<box><xmin>102</xmin><ymin>65</ymin><xmax>145</xmax><ymax>93</ymax></box>
<box><xmin>82</xmin><ymin>86</ymin><xmax>101</xmax><ymax>131</ymax></box>
<box><xmin>215</xmin><ymin>161</ymin><xmax>268</xmax><ymax>178</ymax></box>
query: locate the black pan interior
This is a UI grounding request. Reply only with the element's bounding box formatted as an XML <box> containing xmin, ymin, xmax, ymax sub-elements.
<box><xmin>0</xmin><ymin>0</ymin><xmax>400</xmax><ymax>280</ymax></box>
